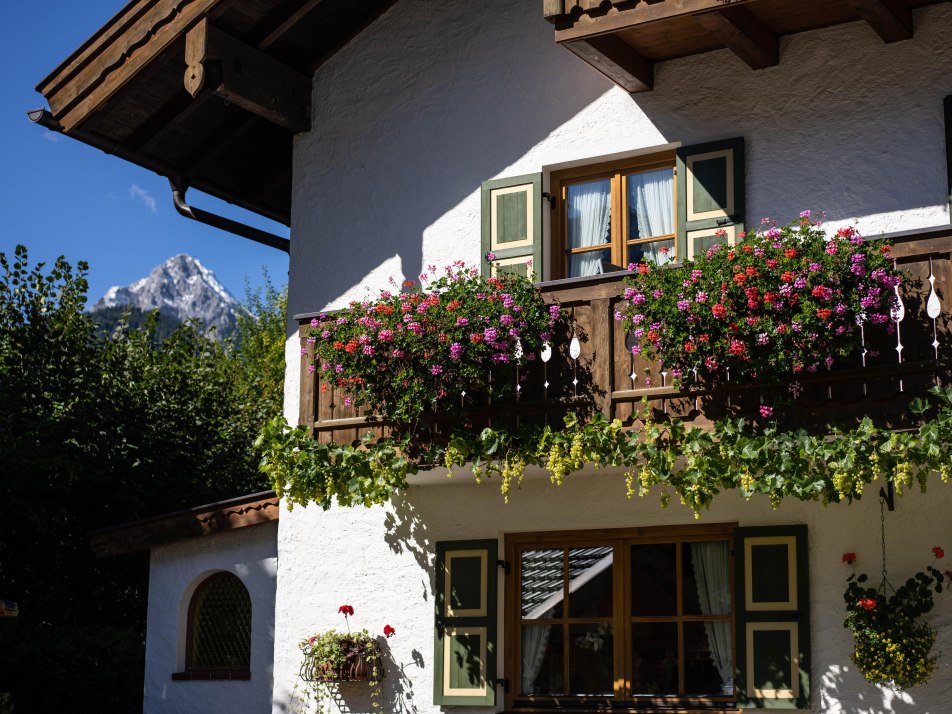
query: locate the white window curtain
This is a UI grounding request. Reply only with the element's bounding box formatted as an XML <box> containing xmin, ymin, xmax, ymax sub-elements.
<box><xmin>521</xmin><ymin>625</ymin><xmax>551</xmax><ymax>694</ymax></box>
<box><xmin>690</xmin><ymin>541</ymin><xmax>733</xmax><ymax>694</ymax></box>
<box><xmin>628</xmin><ymin>169</ymin><xmax>674</xmax><ymax>239</ymax></box>
<box><xmin>568</xmin><ymin>179</ymin><xmax>611</xmax><ymax>277</ymax></box>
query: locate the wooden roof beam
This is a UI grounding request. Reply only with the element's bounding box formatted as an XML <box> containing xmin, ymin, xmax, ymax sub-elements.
<box><xmin>561</xmin><ymin>34</ymin><xmax>654</xmax><ymax>93</ymax></box>
<box><xmin>844</xmin><ymin>0</ymin><xmax>913</xmax><ymax>43</ymax></box>
<box><xmin>694</xmin><ymin>6</ymin><xmax>779</xmax><ymax>70</ymax></box>
<box><xmin>184</xmin><ymin>17</ymin><xmax>311</xmax><ymax>133</ymax></box>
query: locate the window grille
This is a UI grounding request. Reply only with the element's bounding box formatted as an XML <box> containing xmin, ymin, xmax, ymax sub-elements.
<box><xmin>186</xmin><ymin>572</ymin><xmax>251</xmax><ymax>671</ymax></box>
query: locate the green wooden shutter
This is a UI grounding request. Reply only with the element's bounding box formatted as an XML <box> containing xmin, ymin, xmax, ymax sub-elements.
<box><xmin>734</xmin><ymin>525</ymin><xmax>810</xmax><ymax>709</ymax></box>
<box><xmin>944</xmin><ymin>95</ymin><xmax>951</xmax><ymax>220</ymax></box>
<box><xmin>434</xmin><ymin>539</ymin><xmax>497</xmax><ymax>706</ymax></box>
<box><xmin>677</xmin><ymin>137</ymin><xmax>746</xmax><ymax>260</ymax></box>
<box><xmin>481</xmin><ymin>174</ymin><xmax>543</xmax><ymax>281</ymax></box>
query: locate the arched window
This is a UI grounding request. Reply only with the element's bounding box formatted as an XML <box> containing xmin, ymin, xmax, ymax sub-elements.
<box><xmin>174</xmin><ymin>572</ymin><xmax>252</xmax><ymax>680</ymax></box>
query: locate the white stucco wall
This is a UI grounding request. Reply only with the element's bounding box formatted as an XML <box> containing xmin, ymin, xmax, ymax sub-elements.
<box><xmin>276</xmin><ymin>2</ymin><xmax>952</xmax><ymax>712</ymax></box>
<box><xmin>289</xmin><ymin>0</ymin><xmax>952</xmax><ymax>321</ymax></box>
<box><xmin>271</xmin><ymin>473</ymin><xmax>952</xmax><ymax>714</ymax></box>
<box><xmin>143</xmin><ymin>521</ymin><xmax>278</xmax><ymax>714</ymax></box>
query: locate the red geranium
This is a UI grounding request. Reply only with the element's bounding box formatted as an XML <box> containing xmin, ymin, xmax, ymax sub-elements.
<box><xmin>383</xmin><ymin>624</ymin><xmax>396</xmax><ymax>638</ymax></box>
<box><xmin>933</xmin><ymin>546</ymin><xmax>945</xmax><ymax>559</ymax></box>
<box><xmin>858</xmin><ymin>598</ymin><xmax>877</xmax><ymax>611</ymax></box>
<box><xmin>338</xmin><ymin>604</ymin><xmax>354</xmax><ymax>617</ymax></box>
<box><xmin>842</xmin><ymin>552</ymin><xmax>857</xmax><ymax>564</ymax></box>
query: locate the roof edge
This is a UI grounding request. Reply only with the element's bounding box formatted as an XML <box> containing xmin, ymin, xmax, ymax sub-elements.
<box><xmin>89</xmin><ymin>490</ymin><xmax>280</xmax><ymax>557</ymax></box>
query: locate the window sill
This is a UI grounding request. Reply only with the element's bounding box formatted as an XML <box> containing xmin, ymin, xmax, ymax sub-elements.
<box><xmin>171</xmin><ymin>670</ymin><xmax>251</xmax><ymax>681</ymax></box>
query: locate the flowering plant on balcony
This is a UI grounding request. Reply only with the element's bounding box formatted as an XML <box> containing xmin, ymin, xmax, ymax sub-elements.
<box><xmin>616</xmin><ymin>214</ymin><xmax>902</xmax><ymax>387</ymax></box>
<box><xmin>842</xmin><ymin>548</ymin><xmax>948</xmax><ymax>689</ymax></box>
<box><xmin>307</xmin><ymin>261</ymin><xmax>558</xmax><ymax>435</ymax></box>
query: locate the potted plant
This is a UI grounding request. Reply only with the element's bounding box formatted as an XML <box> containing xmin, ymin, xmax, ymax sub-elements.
<box><xmin>616</xmin><ymin>213</ymin><xmax>902</xmax><ymax>390</ymax></box>
<box><xmin>842</xmin><ymin>548</ymin><xmax>949</xmax><ymax>689</ymax></box>
<box><xmin>307</xmin><ymin>261</ymin><xmax>558</xmax><ymax>438</ymax></box>
<box><xmin>298</xmin><ymin>605</ymin><xmax>395</xmax><ymax>712</ymax></box>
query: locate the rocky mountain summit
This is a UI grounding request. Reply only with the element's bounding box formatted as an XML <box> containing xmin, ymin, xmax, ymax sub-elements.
<box><xmin>92</xmin><ymin>254</ymin><xmax>238</xmax><ymax>336</ymax></box>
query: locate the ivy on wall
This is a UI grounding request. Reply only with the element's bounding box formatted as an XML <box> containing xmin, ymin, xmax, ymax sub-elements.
<box><xmin>257</xmin><ymin>386</ymin><xmax>952</xmax><ymax>515</ymax></box>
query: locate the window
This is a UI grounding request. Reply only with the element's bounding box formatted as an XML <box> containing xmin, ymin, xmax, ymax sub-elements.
<box><xmin>552</xmin><ymin>152</ymin><xmax>678</xmax><ymax>279</ymax></box>
<box><xmin>507</xmin><ymin>525</ymin><xmax>735</xmax><ymax>707</ymax></box>
<box><xmin>173</xmin><ymin>571</ymin><xmax>252</xmax><ymax>680</ymax></box>
<box><xmin>433</xmin><ymin>521</ymin><xmax>808</xmax><ymax>710</ymax></box>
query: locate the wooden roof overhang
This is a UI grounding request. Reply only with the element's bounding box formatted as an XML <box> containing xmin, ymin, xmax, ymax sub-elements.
<box><xmin>543</xmin><ymin>0</ymin><xmax>951</xmax><ymax>93</ymax></box>
<box><xmin>34</xmin><ymin>0</ymin><xmax>396</xmax><ymax>225</ymax></box>
<box><xmin>89</xmin><ymin>491</ymin><xmax>280</xmax><ymax>557</ymax></box>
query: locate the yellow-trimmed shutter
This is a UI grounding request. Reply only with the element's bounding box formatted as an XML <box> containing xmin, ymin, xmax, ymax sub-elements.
<box><xmin>434</xmin><ymin>539</ymin><xmax>497</xmax><ymax>706</ymax></box>
<box><xmin>945</xmin><ymin>95</ymin><xmax>951</xmax><ymax>219</ymax></box>
<box><xmin>677</xmin><ymin>138</ymin><xmax>745</xmax><ymax>260</ymax></box>
<box><xmin>481</xmin><ymin>174</ymin><xmax>543</xmax><ymax>280</ymax></box>
<box><xmin>734</xmin><ymin>525</ymin><xmax>810</xmax><ymax>709</ymax></box>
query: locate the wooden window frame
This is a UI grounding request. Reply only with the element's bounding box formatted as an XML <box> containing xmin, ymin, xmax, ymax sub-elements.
<box><xmin>550</xmin><ymin>151</ymin><xmax>678</xmax><ymax>280</ymax></box>
<box><xmin>504</xmin><ymin>522</ymin><xmax>738</xmax><ymax>713</ymax></box>
<box><xmin>172</xmin><ymin>571</ymin><xmax>252</xmax><ymax>682</ymax></box>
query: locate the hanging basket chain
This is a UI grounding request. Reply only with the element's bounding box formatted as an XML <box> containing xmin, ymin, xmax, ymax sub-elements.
<box><xmin>878</xmin><ymin>495</ymin><xmax>894</xmax><ymax>595</ymax></box>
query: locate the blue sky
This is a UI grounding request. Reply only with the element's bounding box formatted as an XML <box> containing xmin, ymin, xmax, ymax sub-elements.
<box><xmin>0</xmin><ymin>2</ymin><xmax>290</xmax><ymax>304</ymax></box>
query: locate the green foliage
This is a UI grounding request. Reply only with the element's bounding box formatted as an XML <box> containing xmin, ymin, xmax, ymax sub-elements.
<box><xmin>0</xmin><ymin>246</ymin><xmax>284</xmax><ymax>713</ymax></box>
<box><xmin>843</xmin><ymin>551</ymin><xmax>946</xmax><ymax>688</ymax></box>
<box><xmin>231</xmin><ymin>271</ymin><xmax>288</xmax><ymax>427</ymax></box>
<box><xmin>307</xmin><ymin>262</ymin><xmax>558</xmax><ymax>436</ymax></box>
<box><xmin>618</xmin><ymin>216</ymin><xmax>901</xmax><ymax>386</ymax></box>
<box><xmin>260</xmin><ymin>387</ymin><xmax>952</xmax><ymax>514</ymax></box>
<box><xmin>91</xmin><ymin>304</ymin><xmax>183</xmax><ymax>340</ymax></box>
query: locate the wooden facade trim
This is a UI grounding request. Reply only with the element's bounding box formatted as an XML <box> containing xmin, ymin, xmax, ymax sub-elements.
<box><xmin>89</xmin><ymin>491</ymin><xmax>279</xmax><ymax>557</ymax></box>
<box><xmin>43</xmin><ymin>0</ymin><xmax>224</xmax><ymax>132</ymax></box>
<box><xmin>546</xmin><ymin>0</ymin><xmax>947</xmax><ymax>93</ymax></box>
<box><xmin>845</xmin><ymin>0</ymin><xmax>914</xmax><ymax>42</ymax></box>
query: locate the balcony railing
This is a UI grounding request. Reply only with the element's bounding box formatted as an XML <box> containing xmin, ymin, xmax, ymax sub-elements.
<box><xmin>297</xmin><ymin>225</ymin><xmax>952</xmax><ymax>443</ymax></box>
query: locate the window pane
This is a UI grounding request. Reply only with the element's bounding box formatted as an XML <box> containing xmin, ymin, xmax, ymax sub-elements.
<box><xmin>522</xmin><ymin>548</ymin><xmax>563</xmax><ymax>619</ymax></box>
<box><xmin>684</xmin><ymin>621</ymin><xmax>733</xmax><ymax>695</ymax></box>
<box><xmin>567</xmin><ymin>179</ymin><xmax>611</xmax><ymax>277</ymax></box>
<box><xmin>569</xmin><ymin>248</ymin><xmax>611</xmax><ymax>278</ymax></box>
<box><xmin>630</xmin><ymin>543</ymin><xmax>677</xmax><ymax>616</ymax></box>
<box><xmin>631</xmin><ymin>622</ymin><xmax>678</xmax><ymax>695</ymax></box>
<box><xmin>627</xmin><ymin>168</ymin><xmax>674</xmax><ymax>239</ymax></box>
<box><xmin>189</xmin><ymin>574</ymin><xmax>251</xmax><ymax>670</ymax></box>
<box><xmin>521</xmin><ymin>624</ymin><xmax>564</xmax><ymax>695</ymax></box>
<box><xmin>682</xmin><ymin>541</ymin><xmax>730</xmax><ymax>616</ymax></box>
<box><xmin>628</xmin><ymin>239</ymin><xmax>674</xmax><ymax>267</ymax></box>
<box><xmin>569</xmin><ymin>624</ymin><xmax>614</xmax><ymax>695</ymax></box>
<box><xmin>568</xmin><ymin>547</ymin><xmax>613</xmax><ymax>618</ymax></box>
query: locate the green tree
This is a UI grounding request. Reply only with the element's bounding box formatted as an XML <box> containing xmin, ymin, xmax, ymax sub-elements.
<box><xmin>0</xmin><ymin>247</ymin><xmax>286</xmax><ymax>713</ymax></box>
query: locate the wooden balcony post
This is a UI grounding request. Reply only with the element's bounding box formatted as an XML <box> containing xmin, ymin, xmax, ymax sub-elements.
<box><xmin>590</xmin><ymin>297</ymin><xmax>614</xmax><ymax>418</ymax></box>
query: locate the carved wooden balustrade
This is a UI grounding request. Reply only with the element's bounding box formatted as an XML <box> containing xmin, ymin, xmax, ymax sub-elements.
<box><xmin>297</xmin><ymin>226</ymin><xmax>952</xmax><ymax>443</ymax></box>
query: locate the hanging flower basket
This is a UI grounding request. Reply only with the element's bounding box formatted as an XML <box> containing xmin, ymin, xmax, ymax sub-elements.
<box><xmin>300</xmin><ymin>636</ymin><xmax>384</xmax><ymax>683</ymax></box>
<box><xmin>842</xmin><ymin>547</ymin><xmax>949</xmax><ymax>689</ymax></box>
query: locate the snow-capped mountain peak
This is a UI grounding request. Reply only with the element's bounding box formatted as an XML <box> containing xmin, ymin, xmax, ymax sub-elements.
<box><xmin>92</xmin><ymin>254</ymin><xmax>238</xmax><ymax>335</ymax></box>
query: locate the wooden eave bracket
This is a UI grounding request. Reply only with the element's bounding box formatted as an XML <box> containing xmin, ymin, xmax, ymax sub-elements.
<box><xmin>561</xmin><ymin>35</ymin><xmax>654</xmax><ymax>93</ymax></box>
<box><xmin>185</xmin><ymin>17</ymin><xmax>311</xmax><ymax>133</ymax></box>
<box><xmin>694</xmin><ymin>6</ymin><xmax>779</xmax><ymax>70</ymax></box>
<box><xmin>844</xmin><ymin>0</ymin><xmax>913</xmax><ymax>43</ymax></box>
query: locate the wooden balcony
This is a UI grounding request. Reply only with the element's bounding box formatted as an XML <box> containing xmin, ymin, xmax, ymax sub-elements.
<box><xmin>297</xmin><ymin>225</ymin><xmax>952</xmax><ymax>443</ymax></box>
<box><xmin>543</xmin><ymin>0</ymin><xmax>949</xmax><ymax>92</ymax></box>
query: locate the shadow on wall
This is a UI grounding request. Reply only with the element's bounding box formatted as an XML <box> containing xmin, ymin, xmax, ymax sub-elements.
<box><xmin>288</xmin><ymin>0</ymin><xmax>613</xmax><ymax>323</ymax></box>
<box><xmin>632</xmin><ymin>7</ymin><xmax>951</xmax><ymax>229</ymax></box>
<box><xmin>818</xmin><ymin>664</ymin><xmax>935</xmax><ymax>714</ymax></box>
